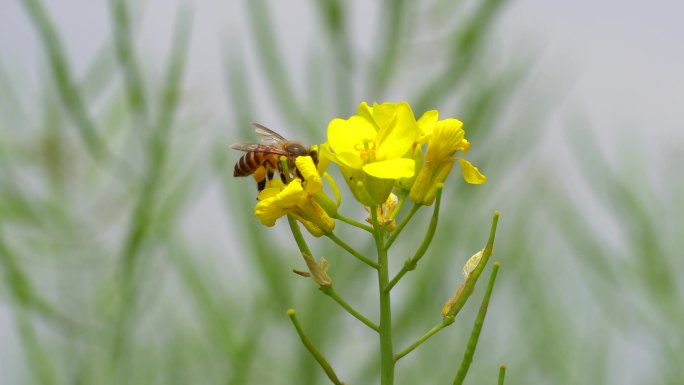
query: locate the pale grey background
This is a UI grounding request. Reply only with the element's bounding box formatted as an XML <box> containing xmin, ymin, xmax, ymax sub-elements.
<box><xmin>0</xmin><ymin>0</ymin><xmax>682</xmax><ymax>382</ymax></box>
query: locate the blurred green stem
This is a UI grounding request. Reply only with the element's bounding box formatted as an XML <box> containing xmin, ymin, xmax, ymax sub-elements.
<box><xmin>385</xmin><ymin>188</ymin><xmax>442</xmax><ymax>292</ymax></box>
<box><xmin>453</xmin><ymin>262</ymin><xmax>501</xmax><ymax>385</ymax></box>
<box><xmin>498</xmin><ymin>364</ymin><xmax>507</xmax><ymax>385</ymax></box>
<box><xmin>108</xmin><ymin>0</ymin><xmax>148</xmax><ymax>126</ymax></box>
<box><xmin>111</xmin><ymin>8</ymin><xmax>192</xmax><ymax>366</ymax></box>
<box><xmin>14</xmin><ymin>307</ymin><xmax>56</xmax><ymax>385</ymax></box>
<box><xmin>288</xmin><ymin>309</ymin><xmax>345</xmax><ymax>385</ymax></box>
<box><xmin>20</xmin><ymin>0</ymin><xmax>132</xmax><ymax>179</ymax></box>
<box><xmin>371</xmin><ymin>0</ymin><xmax>407</xmax><ymax>95</ymax></box>
<box><xmin>372</xmin><ymin>207</ymin><xmax>394</xmax><ymax>385</ymax></box>
<box><xmin>244</xmin><ymin>0</ymin><xmax>301</xmax><ymax>126</ymax></box>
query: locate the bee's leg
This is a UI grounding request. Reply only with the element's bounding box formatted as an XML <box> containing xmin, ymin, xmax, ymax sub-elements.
<box><xmin>295</xmin><ymin>168</ymin><xmax>303</xmax><ymax>180</ymax></box>
<box><xmin>267</xmin><ymin>169</ymin><xmax>275</xmax><ymax>180</ymax></box>
<box><xmin>277</xmin><ymin>162</ymin><xmax>287</xmax><ymax>184</ymax></box>
<box><xmin>254</xmin><ymin>166</ymin><xmax>267</xmax><ymax>191</ymax></box>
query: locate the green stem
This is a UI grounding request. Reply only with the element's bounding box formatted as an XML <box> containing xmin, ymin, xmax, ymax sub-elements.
<box><xmin>385</xmin><ymin>188</ymin><xmax>442</xmax><ymax>292</ymax></box>
<box><xmin>372</xmin><ymin>207</ymin><xmax>394</xmax><ymax>385</ymax></box>
<box><xmin>287</xmin><ymin>309</ymin><xmax>345</xmax><ymax>385</ymax></box>
<box><xmin>393</xmin><ymin>316</ymin><xmax>454</xmax><ymax>362</ymax></box>
<box><xmin>326</xmin><ymin>232</ymin><xmax>379</xmax><ymax>269</ymax></box>
<box><xmin>108</xmin><ymin>0</ymin><xmax>148</xmax><ymax>127</ymax></box>
<box><xmin>321</xmin><ymin>286</ymin><xmax>379</xmax><ymax>332</ymax></box>
<box><xmin>453</xmin><ymin>262</ymin><xmax>501</xmax><ymax>385</ymax></box>
<box><xmin>20</xmin><ymin>0</ymin><xmax>133</xmax><ymax>179</ymax></box>
<box><xmin>498</xmin><ymin>364</ymin><xmax>507</xmax><ymax>385</ymax></box>
<box><xmin>385</xmin><ymin>203</ymin><xmax>420</xmax><ymax>250</ymax></box>
<box><xmin>288</xmin><ymin>216</ymin><xmax>378</xmax><ymax>333</ymax></box>
<box><xmin>287</xmin><ymin>215</ymin><xmax>313</xmax><ymax>256</ymax></box>
<box><xmin>334</xmin><ymin>213</ymin><xmax>373</xmax><ymax>233</ymax></box>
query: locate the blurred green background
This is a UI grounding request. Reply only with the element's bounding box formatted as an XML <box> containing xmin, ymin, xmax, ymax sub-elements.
<box><xmin>1</xmin><ymin>0</ymin><xmax>682</xmax><ymax>384</ymax></box>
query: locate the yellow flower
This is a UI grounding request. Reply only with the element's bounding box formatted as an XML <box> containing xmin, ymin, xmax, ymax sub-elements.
<box><xmin>323</xmin><ymin>101</ymin><xmax>419</xmax><ymax>205</ymax></box>
<box><xmin>395</xmin><ymin>109</ymin><xmax>438</xmax><ymax>192</ymax></box>
<box><xmin>409</xmin><ymin>117</ymin><xmax>486</xmax><ymax>205</ymax></box>
<box><xmin>254</xmin><ymin>156</ymin><xmax>335</xmax><ymax>237</ymax></box>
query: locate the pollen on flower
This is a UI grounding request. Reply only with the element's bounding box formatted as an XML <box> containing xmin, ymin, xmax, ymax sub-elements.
<box><xmin>354</xmin><ymin>140</ymin><xmax>377</xmax><ymax>162</ymax></box>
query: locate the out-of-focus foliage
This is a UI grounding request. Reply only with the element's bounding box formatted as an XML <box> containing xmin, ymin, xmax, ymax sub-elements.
<box><xmin>0</xmin><ymin>0</ymin><xmax>681</xmax><ymax>384</ymax></box>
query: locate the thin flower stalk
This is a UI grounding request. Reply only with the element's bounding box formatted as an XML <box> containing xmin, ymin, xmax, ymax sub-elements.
<box><xmin>386</xmin><ymin>186</ymin><xmax>443</xmax><ymax>292</ymax></box>
<box><xmin>287</xmin><ymin>309</ymin><xmax>346</xmax><ymax>385</ymax></box>
<box><xmin>453</xmin><ymin>262</ymin><xmax>501</xmax><ymax>385</ymax></box>
<box><xmin>334</xmin><ymin>213</ymin><xmax>373</xmax><ymax>233</ymax></box>
<box><xmin>371</xmin><ymin>207</ymin><xmax>395</xmax><ymax>385</ymax></box>
<box><xmin>394</xmin><ymin>316</ymin><xmax>455</xmax><ymax>362</ymax></box>
<box><xmin>320</xmin><ymin>286</ymin><xmax>379</xmax><ymax>332</ymax></box>
<box><xmin>326</xmin><ymin>233</ymin><xmax>379</xmax><ymax>269</ymax></box>
<box><xmin>384</xmin><ymin>203</ymin><xmax>420</xmax><ymax>250</ymax></box>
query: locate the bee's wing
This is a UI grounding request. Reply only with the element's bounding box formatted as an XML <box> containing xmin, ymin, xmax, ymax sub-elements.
<box><xmin>252</xmin><ymin>123</ymin><xmax>288</xmax><ymax>145</ymax></box>
<box><xmin>229</xmin><ymin>142</ymin><xmax>290</xmax><ymax>156</ymax></box>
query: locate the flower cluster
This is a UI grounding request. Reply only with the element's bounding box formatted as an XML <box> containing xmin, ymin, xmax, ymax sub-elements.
<box><xmin>251</xmin><ymin>101</ymin><xmax>486</xmax><ymax>237</ymax></box>
<box><xmin>322</xmin><ymin>101</ymin><xmax>486</xmax><ymax>207</ymax></box>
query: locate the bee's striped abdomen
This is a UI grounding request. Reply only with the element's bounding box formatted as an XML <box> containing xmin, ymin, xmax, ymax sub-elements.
<box><xmin>233</xmin><ymin>152</ymin><xmax>282</xmax><ymax>177</ymax></box>
<box><xmin>234</xmin><ymin>152</ymin><xmax>260</xmax><ymax>177</ymax></box>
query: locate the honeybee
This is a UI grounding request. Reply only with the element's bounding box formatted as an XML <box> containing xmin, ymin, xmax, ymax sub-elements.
<box><xmin>231</xmin><ymin>123</ymin><xmax>318</xmax><ymax>191</ymax></box>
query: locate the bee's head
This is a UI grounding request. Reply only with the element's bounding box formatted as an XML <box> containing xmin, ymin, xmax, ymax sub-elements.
<box><xmin>285</xmin><ymin>142</ymin><xmax>308</xmax><ymax>157</ymax></box>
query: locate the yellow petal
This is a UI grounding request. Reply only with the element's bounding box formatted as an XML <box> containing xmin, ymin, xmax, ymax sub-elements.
<box><xmin>357</xmin><ymin>102</ymin><xmax>376</xmax><ymax>129</ymax></box>
<box><xmin>295</xmin><ymin>156</ymin><xmax>322</xmax><ymax>194</ymax></box>
<box><xmin>336</xmin><ymin>151</ymin><xmax>365</xmax><ymax>170</ymax></box>
<box><xmin>254</xmin><ymin>198</ymin><xmax>286</xmax><ymax>226</ymax></box>
<box><xmin>275</xmin><ymin>179</ymin><xmax>307</xmax><ymax>207</ymax></box>
<box><xmin>376</xmin><ymin>102</ymin><xmax>418</xmax><ymax>160</ymax></box>
<box><xmin>457</xmin><ymin>158</ymin><xmax>487</xmax><ymax>184</ymax></box>
<box><xmin>362</xmin><ymin>158</ymin><xmax>415</xmax><ymax>179</ymax></box>
<box><xmin>426</xmin><ymin>119</ymin><xmax>465</xmax><ymax>163</ymax></box>
<box><xmin>417</xmin><ymin>110</ymin><xmax>438</xmax><ymax>143</ymax></box>
<box><xmin>327</xmin><ymin>116</ymin><xmax>376</xmax><ymax>155</ymax></box>
<box><xmin>257</xmin><ymin>187</ymin><xmax>282</xmax><ymax>201</ymax></box>
<box><xmin>313</xmin><ymin>143</ymin><xmax>330</xmax><ymax>174</ymax></box>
